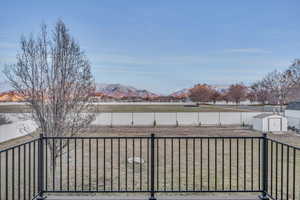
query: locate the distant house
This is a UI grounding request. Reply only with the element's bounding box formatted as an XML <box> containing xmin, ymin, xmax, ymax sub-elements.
<box><xmin>286</xmin><ymin>101</ymin><xmax>300</xmax><ymax>111</ymax></box>
<box><xmin>0</xmin><ymin>91</ymin><xmax>24</xmax><ymax>102</ymax></box>
<box><xmin>285</xmin><ymin>101</ymin><xmax>300</xmax><ymax>130</ymax></box>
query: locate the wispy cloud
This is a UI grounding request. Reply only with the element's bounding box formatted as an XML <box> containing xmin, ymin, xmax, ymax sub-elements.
<box><xmin>224</xmin><ymin>48</ymin><xmax>272</xmax><ymax>54</ymax></box>
<box><xmin>0</xmin><ymin>42</ymin><xmax>18</xmax><ymax>49</ymax></box>
<box><xmin>94</xmin><ymin>65</ymin><xmax>163</xmax><ymax>75</ymax></box>
<box><xmin>89</xmin><ymin>53</ymin><xmax>211</xmax><ymax>66</ymax></box>
<box><xmin>0</xmin><ymin>56</ymin><xmax>16</xmax><ymax>64</ymax></box>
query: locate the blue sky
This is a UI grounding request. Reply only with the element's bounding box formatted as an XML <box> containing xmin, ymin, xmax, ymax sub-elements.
<box><xmin>1</xmin><ymin>1</ymin><xmax>300</xmax><ymax>94</ymax></box>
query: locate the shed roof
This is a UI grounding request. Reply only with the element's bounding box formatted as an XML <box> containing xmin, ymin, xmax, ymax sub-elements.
<box><xmin>253</xmin><ymin>113</ymin><xmax>282</xmax><ymax>119</ymax></box>
<box><xmin>286</xmin><ymin>101</ymin><xmax>300</xmax><ymax>110</ymax></box>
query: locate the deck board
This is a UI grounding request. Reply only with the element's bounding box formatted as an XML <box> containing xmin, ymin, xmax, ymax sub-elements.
<box><xmin>45</xmin><ymin>194</ymin><xmax>260</xmax><ymax>200</ymax></box>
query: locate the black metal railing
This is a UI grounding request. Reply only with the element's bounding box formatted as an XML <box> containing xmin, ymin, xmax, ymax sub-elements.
<box><xmin>0</xmin><ymin>133</ymin><xmax>299</xmax><ymax>200</ymax></box>
<box><xmin>265</xmin><ymin>138</ymin><xmax>300</xmax><ymax>200</ymax></box>
<box><xmin>0</xmin><ymin>138</ymin><xmax>40</xmax><ymax>200</ymax></box>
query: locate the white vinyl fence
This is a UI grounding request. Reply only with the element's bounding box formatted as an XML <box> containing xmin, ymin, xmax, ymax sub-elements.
<box><xmin>92</xmin><ymin>112</ymin><xmax>268</xmax><ymax>127</ymax></box>
<box><xmin>286</xmin><ymin>116</ymin><xmax>300</xmax><ymax>131</ymax></box>
<box><xmin>0</xmin><ymin>113</ymin><xmax>37</xmax><ymax>143</ymax></box>
<box><xmin>0</xmin><ymin>112</ymin><xmax>270</xmax><ymax>143</ymax></box>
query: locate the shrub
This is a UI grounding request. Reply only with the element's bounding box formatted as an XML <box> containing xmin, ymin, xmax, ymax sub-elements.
<box><xmin>0</xmin><ymin>114</ymin><xmax>11</xmax><ymax>125</ymax></box>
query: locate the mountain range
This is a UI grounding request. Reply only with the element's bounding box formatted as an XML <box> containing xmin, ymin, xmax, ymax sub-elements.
<box><xmin>95</xmin><ymin>83</ymin><xmax>158</xmax><ymax>98</ymax></box>
<box><xmin>0</xmin><ymin>82</ymin><xmax>230</xmax><ymax>101</ymax></box>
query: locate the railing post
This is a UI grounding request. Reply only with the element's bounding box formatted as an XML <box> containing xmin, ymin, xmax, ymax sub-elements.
<box><xmin>259</xmin><ymin>133</ymin><xmax>269</xmax><ymax>200</ymax></box>
<box><xmin>36</xmin><ymin>133</ymin><xmax>45</xmax><ymax>200</ymax></box>
<box><xmin>149</xmin><ymin>133</ymin><xmax>157</xmax><ymax>200</ymax></box>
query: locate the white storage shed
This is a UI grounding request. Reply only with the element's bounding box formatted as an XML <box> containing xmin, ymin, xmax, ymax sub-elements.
<box><xmin>252</xmin><ymin>113</ymin><xmax>287</xmax><ymax>132</ymax></box>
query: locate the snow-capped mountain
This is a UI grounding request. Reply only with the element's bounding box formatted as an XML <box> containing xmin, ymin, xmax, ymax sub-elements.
<box><xmin>169</xmin><ymin>85</ymin><xmax>230</xmax><ymax>97</ymax></box>
<box><xmin>95</xmin><ymin>83</ymin><xmax>158</xmax><ymax>98</ymax></box>
<box><xmin>169</xmin><ymin>88</ymin><xmax>190</xmax><ymax>98</ymax></box>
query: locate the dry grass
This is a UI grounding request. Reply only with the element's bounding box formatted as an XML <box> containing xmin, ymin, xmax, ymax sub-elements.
<box><xmin>1</xmin><ymin>126</ymin><xmax>300</xmax><ymax>200</ymax></box>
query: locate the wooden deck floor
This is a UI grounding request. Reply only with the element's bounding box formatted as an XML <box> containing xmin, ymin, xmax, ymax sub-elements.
<box><xmin>46</xmin><ymin>194</ymin><xmax>260</xmax><ymax>200</ymax></box>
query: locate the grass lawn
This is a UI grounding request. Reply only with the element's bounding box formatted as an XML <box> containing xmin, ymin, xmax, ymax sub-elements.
<box><xmin>0</xmin><ymin>104</ymin><xmax>256</xmax><ymax>113</ymax></box>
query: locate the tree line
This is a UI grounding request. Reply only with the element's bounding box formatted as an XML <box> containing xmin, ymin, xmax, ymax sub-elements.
<box><xmin>189</xmin><ymin>60</ymin><xmax>300</xmax><ymax>105</ymax></box>
<box><xmin>189</xmin><ymin>83</ymin><xmax>248</xmax><ymax>104</ymax></box>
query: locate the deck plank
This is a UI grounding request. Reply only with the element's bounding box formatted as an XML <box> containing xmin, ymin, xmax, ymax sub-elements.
<box><xmin>46</xmin><ymin>195</ymin><xmax>260</xmax><ymax>200</ymax></box>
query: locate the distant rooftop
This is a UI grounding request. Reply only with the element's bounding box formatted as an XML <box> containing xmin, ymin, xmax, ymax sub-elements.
<box><xmin>286</xmin><ymin>101</ymin><xmax>300</xmax><ymax>110</ymax></box>
<box><xmin>253</xmin><ymin>113</ymin><xmax>281</xmax><ymax>119</ymax></box>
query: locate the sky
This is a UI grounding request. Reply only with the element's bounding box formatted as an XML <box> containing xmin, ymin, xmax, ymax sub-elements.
<box><xmin>1</xmin><ymin>1</ymin><xmax>300</xmax><ymax>94</ymax></box>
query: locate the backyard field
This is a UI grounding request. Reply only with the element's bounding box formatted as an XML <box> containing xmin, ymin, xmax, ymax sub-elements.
<box><xmin>0</xmin><ymin>126</ymin><xmax>299</xmax><ymax>200</ymax></box>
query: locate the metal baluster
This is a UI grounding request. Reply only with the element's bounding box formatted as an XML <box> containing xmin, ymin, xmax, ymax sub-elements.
<box><xmin>118</xmin><ymin>138</ymin><xmax>120</xmax><ymax>191</ymax></box>
<box><xmin>164</xmin><ymin>138</ymin><xmax>166</xmax><ymax>191</ymax></box>
<box><xmin>60</xmin><ymin>139</ymin><xmax>62</xmax><ymax>191</ymax></box>
<box><xmin>81</xmin><ymin>139</ymin><xmax>84</xmax><ymax>191</ymax></box>
<box><xmin>270</xmin><ymin>141</ymin><xmax>273</xmax><ymax>196</ymax></box>
<box><xmin>125</xmin><ymin>138</ymin><xmax>127</xmax><ymax>191</ymax></box>
<box><xmin>37</xmin><ymin>134</ymin><xmax>45</xmax><ymax>200</ymax></box>
<box><xmin>286</xmin><ymin>146</ymin><xmax>290</xmax><ymax>200</ymax></box>
<box><xmin>251</xmin><ymin>138</ymin><xmax>253</xmax><ymax>191</ymax></box>
<box><xmin>186</xmin><ymin>138</ymin><xmax>188</xmax><ymax>191</ymax></box>
<box><xmin>179</xmin><ymin>139</ymin><xmax>181</xmax><ymax>191</ymax></box>
<box><xmin>229</xmin><ymin>138</ymin><xmax>232</xmax><ymax>190</ymax></box>
<box><xmin>6</xmin><ymin>150</ymin><xmax>8</xmax><ymax>200</ymax></box>
<box><xmin>140</xmin><ymin>139</ymin><xmax>142</xmax><ymax>191</ymax></box>
<box><xmin>67</xmin><ymin>139</ymin><xmax>70</xmax><ymax>191</ymax></box>
<box><xmin>171</xmin><ymin>138</ymin><xmax>174</xmax><ymax>191</ymax></box>
<box><xmin>237</xmin><ymin>139</ymin><xmax>239</xmax><ymax>191</ymax></box>
<box><xmin>259</xmin><ymin>133</ymin><xmax>268</xmax><ymax>200</ymax></box>
<box><xmin>293</xmin><ymin>148</ymin><xmax>296</xmax><ymax>200</ymax></box>
<box><xmin>74</xmin><ymin>139</ymin><xmax>77</xmax><ymax>191</ymax></box>
<box><xmin>111</xmin><ymin>138</ymin><xmax>113</xmax><ymax>191</ymax></box>
<box><xmin>208</xmin><ymin>138</ymin><xmax>210</xmax><ymax>191</ymax></box>
<box><xmin>104</xmin><ymin>138</ymin><xmax>106</xmax><ymax>191</ymax></box>
<box><xmin>215</xmin><ymin>138</ymin><xmax>217</xmax><ymax>190</ymax></box>
<box><xmin>12</xmin><ymin>148</ymin><xmax>15</xmax><ymax>200</ymax></box>
<box><xmin>193</xmin><ymin>138</ymin><xmax>195</xmax><ymax>191</ymax></box>
<box><xmin>133</xmin><ymin>139</ymin><xmax>135</xmax><ymax>191</ymax></box>
<box><xmin>244</xmin><ymin>139</ymin><xmax>246</xmax><ymax>191</ymax></box>
<box><xmin>89</xmin><ymin>139</ymin><xmax>92</xmax><ymax>191</ymax></box>
<box><xmin>96</xmin><ymin>139</ymin><xmax>99</xmax><ymax>191</ymax></box>
<box><xmin>149</xmin><ymin>134</ymin><xmax>156</xmax><ymax>200</ymax></box>
<box><xmin>222</xmin><ymin>138</ymin><xmax>224</xmax><ymax>191</ymax></box>
<box><xmin>200</xmin><ymin>138</ymin><xmax>203</xmax><ymax>191</ymax></box>
<box><xmin>281</xmin><ymin>144</ymin><xmax>283</xmax><ymax>200</ymax></box>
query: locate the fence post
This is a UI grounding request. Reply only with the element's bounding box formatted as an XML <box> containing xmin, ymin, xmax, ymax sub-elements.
<box><xmin>149</xmin><ymin>133</ymin><xmax>156</xmax><ymax>200</ymax></box>
<box><xmin>36</xmin><ymin>133</ymin><xmax>45</xmax><ymax>200</ymax></box>
<box><xmin>259</xmin><ymin>133</ymin><xmax>269</xmax><ymax>200</ymax></box>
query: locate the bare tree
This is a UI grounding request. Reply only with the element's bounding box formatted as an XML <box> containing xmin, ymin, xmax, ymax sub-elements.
<box><xmin>0</xmin><ymin>114</ymin><xmax>11</xmax><ymax>125</ymax></box>
<box><xmin>288</xmin><ymin>59</ymin><xmax>300</xmax><ymax>84</ymax></box>
<box><xmin>246</xmin><ymin>91</ymin><xmax>256</xmax><ymax>103</ymax></box>
<box><xmin>260</xmin><ymin>70</ymin><xmax>294</xmax><ymax>110</ymax></box>
<box><xmin>250</xmin><ymin>81</ymin><xmax>270</xmax><ymax>105</ymax></box>
<box><xmin>4</xmin><ymin>20</ymin><xmax>96</xmax><ymax>169</ymax></box>
<box><xmin>285</xmin><ymin>59</ymin><xmax>300</xmax><ymax>101</ymax></box>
